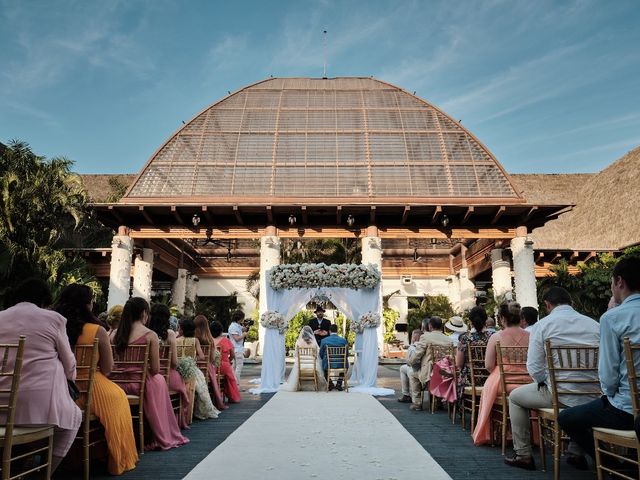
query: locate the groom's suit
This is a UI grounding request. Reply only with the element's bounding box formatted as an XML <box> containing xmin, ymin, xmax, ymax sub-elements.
<box><xmin>319</xmin><ymin>333</ymin><xmax>349</xmax><ymax>371</ymax></box>
<box><xmin>308</xmin><ymin>317</ymin><xmax>331</xmax><ymax>347</ymax></box>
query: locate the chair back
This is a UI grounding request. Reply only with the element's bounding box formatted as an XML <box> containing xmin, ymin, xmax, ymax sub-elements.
<box><xmin>158</xmin><ymin>344</ymin><xmax>172</xmax><ymax>383</ymax></box>
<box><xmin>467</xmin><ymin>344</ymin><xmax>490</xmax><ymax>389</ymax></box>
<box><xmin>176</xmin><ymin>338</ymin><xmax>197</xmax><ymax>359</ymax></box>
<box><xmin>432</xmin><ymin>344</ymin><xmax>456</xmax><ymax>375</ymax></box>
<box><xmin>496</xmin><ymin>343</ymin><xmax>531</xmax><ymax>398</ymax></box>
<box><xmin>74</xmin><ymin>339</ymin><xmax>100</xmax><ymax>413</ymax></box>
<box><xmin>623</xmin><ymin>337</ymin><xmax>640</xmax><ymax>417</ymax></box>
<box><xmin>0</xmin><ymin>336</ymin><xmax>26</xmax><ymax>441</ymax></box>
<box><xmin>297</xmin><ymin>347</ymin><xmax>317</xmax><ymax>372</ymax></box>
<box><xmin>326</xmin><ymin>346</ymin><xmax>347</xmax><ymax>371</ymax></box>
<box><xmin>111</xmin><ymin>341</ymin><xmax>150</xmax><ymax>399</ymax></box>
<box><xmin>198</xmin><ymin>343</ymin><xmax>211</xmax><ymax>382</ymax></box>
<box><xmin>544</xmin><ymin>340</ymin><xmax>600</xmax><ymax>414</ymax></box>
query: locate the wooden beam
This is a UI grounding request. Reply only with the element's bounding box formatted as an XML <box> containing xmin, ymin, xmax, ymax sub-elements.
<box><xmin>401</xmin><ymin>206</ymin><xmax>410</xmax><ymax>225</ymax></box>
<box><xmin>570</xmin><ymin>251</ymin><xmax>579</xmax><ymax>260</ymax></box>
<box><xmin>521</xmin><ymin>206</ymin><xmax>538</xmax><ymax>223</ymax></box>
<box><xmin>462</xmin><ymin>206</ymin><xmax>474</xmax><ymax>225</ymax></box>
<box><xmin>138</xmin><ymin>206</ymin><xmax>153</xmax><ymax>224</ymax></box>
<box><xmin>171</xmin><ymin>206</ymin><xmax>184</xmax><ymax>225</ymax></box>
<box><xmin>431</xmin><ymin>206</ymin><xmax>442</xmax><ymax>225</ymax></box>
<box><xmin>536</xmin><ymin>252</ymin><xmax>545</xmax><ymax>263</ymax></box>
<box><xmin>491</xmin><ymin>206</ymin><xmax>506</xmax><ymax>225</ymax></box>
<box><xmin>301</xmin><ymin>206</ymin><xmax>308</xmax><ymax>225</ymax></box>
<box><xmin>107</xmin><ymin>205</ymin><xmax>124</xmax><ymax>224</ymax></box>
<box><xmin>201</xmin><ymin>205</ymin><xmax>213</xmax><ymax>224</ymax></box>
<box><xmin>266</xmin><ymin>205</ymin><xmax>273</xmax><ymax>224</ymax></box>
<box><xmin>336</xmin><ymin>205</ymin><xmax>342</xmax><ymax>225</ymax></box>
<box><xmin>233</xmin><ymin>205</ymin><xmax>244</xmax><ymax>225</ymax></box>
<box><xmin>583</xmin><ymin>251</ymin><xmax>597</xmax><ymax>262</ymax></box>
<box><xmin>370</xmin><ymin>206</ymin><xmax>376</xmax><ymax>224</ymax></box>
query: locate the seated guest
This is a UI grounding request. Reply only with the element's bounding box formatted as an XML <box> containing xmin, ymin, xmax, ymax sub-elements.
<box><xmin>485</xmin><ymin>317</ymin><xmax>497</xmax><ymax>334</ymax></box>
<box><xmin>398</xmin><ymin>329</ymin><xmax>424</xmax><ymax>403</ymax></box>
<box><xmin>445</xmin><ymin>316</ymin><xmax>468</xmax><ymax>346</ymax></box>
<box><xmin>456</xmin><ymin>307</ymin><xmax>493</xmax><ymax>401</ymax></box>
<box><xmin>558</xmin><ymin>255</ymin><xmax>640</xmax><ymax>468</ymax></box>
<box><xmin>149</xmin><ymin>303</ymin><xmax>191</xmax><ymax>428</ymax></box>
<box><xmin>319</xmin><ymin>324</ymin><xmax>349</xmax><ymax>391</ymax></box>
<box><xmin>176</xmin><ymin>317</ymin><xmax>219</xmax><ymax>420</ymax></box>
<box><xmin>54</xmin><ymin>284</ymin><xmax>138</xmax><ymax>475</ymax></box>
<box><xmin>210</xmin><ymin>321</ymin><xmax>242</xmax><ymax>403</ymax></box>
<box><xmin>111</xmin><ymin>297</ymin><xmax>188</xmax><ymax>450</ymax></box>
<box><xmin>0</xmin><ymin>278</ymin><xmax>81</xmax><ymax>472</ymax></box>
<box><xmin>407</xmin><ymin>316</ymin><xmax>453</xmax><ymax>411</ymax></box>
<box><xmin>505</xmin><ymin>287</ymin><xmax>599</xmax><ymax>471</ymax></box>
<box><xmin>193</xmin><ymin>315</ymin><xmax>226</xmax><ymax>410</ymax></box>
<box><xmin>473</xmin><ymin>301</ymin><xmax>530</xmax><ymax>445</ymax></box>
<box><xmin>519</xmin><ymin>306</ymin><xmax>538</xmax><ymax>332</ymax></box>
<box><xmin>106</xmin><ymin>304</ymin><xmax>123</xmax><ymax>331</ymax></box>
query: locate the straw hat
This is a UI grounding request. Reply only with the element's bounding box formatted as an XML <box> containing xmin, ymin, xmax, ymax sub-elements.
<box><xmin>445</xmin><ymin>316</ymin><xmax>468</xmax><ymax>333</ymax></box>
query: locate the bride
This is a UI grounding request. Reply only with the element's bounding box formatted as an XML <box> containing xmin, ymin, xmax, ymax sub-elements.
<box><xmin>281</xmin><ymin>326</ymin><xmax>327</xmax><ymax>391</ymax></box>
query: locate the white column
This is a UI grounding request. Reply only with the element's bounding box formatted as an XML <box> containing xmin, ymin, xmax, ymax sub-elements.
<box><xmin>447</xmin><ymin>274</ymin><xmax>461</xmax><ymax>313</ymax></box>
<box><xmin>362</xmin><ymin>226</ymin><xmax>384</xmax><ymax>356</ymax></box>
<box><xmin>172</xmin><ymin>268</ymin><xmax>187</xmax><ymax>314</ymax></box>
<box><xmin>132</xmin><ymin>248</ymin><xmax>154</xmax><ymax>302</ymax></box>
<box><xmin>107</xmin><ymin>227</ymin><xmax>133</xmax><ymax>311</ymax></box>
<box><xmin>491</xmin><ymin>248</ymin><xmax>513</xmax><ymax>301</ymax></box>
<box><xmin>459</xmin><ymin>268</ymin><xmax>476</xmax><ymax>311</ymax></box>
<box><xmin>258</xmin><ymin>227</ymin><xmax>281</xmax><ymax>355</ymax></box>
<box><xmin>511</xmin><ymin>227</ymin><xmax>537</xmax><ymax>308</ymax></box>
<box><xmin>185</xmin><ymin>274</ymin><xmax>198</xmax><ymax>315</ymax></box>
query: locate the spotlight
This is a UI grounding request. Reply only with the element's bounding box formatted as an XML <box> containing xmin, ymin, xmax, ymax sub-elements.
<box><xmin>441</xmin><ymin>214</ymin><xmax>450</xmax><ymax>228</ymax></box>
<box><xmin>347</xmin><ymin>214</ymin><xmax>355</xmax><ymax>227</ymax></box>
<box><xmin>192</xmin><ymin>214</ymin><xmax>201</xmax><ymax>227</ymax></box>
<box><xmin>288</xmin><ymin>214</ymin><xmax>297</xmax><ymax>226</ymax></box>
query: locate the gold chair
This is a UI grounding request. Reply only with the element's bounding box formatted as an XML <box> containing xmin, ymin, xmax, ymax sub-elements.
<box><xmin>197</xmin><ymin>344</ymin><xmax>212</xmax><ymax>387</ymax></box>
<box><xmin>429</xmin><ymin>344</ymin><xmax>457</xmax><ymax>422</ymax></box>
<box><xmin>493</xmin><ymin>343</ymin><xmax>531</xmax><ymax>455</ymax></box>
<box><xmin>538</xmin><ymin>341</ymin><xmax>600</xmax><ymax>480</ymax></box>
<box><xmin>74</xmin><ymin>339</ymin><xmax>104</xmax><ymax>480</ymax></box>
<box><xmin>111</xmin><ymin>342</ymin><xmax>150</xmax><ymax>454</ymax></box>
<box><xmin>0</xmin><ymin>336</ymin><xmax>54</xmax><ymax>480</ymax></box>
<box><xmin>297</xmin><ymin>347</ymin><xmax>319</xmax><ymax>391</ymax></box>
<box><xmin>461</xmin><ymin>344</ymin><xmax>490</xmax><ymax>431</ymax></box>
<box><xmin>158</xmin><ymin>345</ymin><xmax>183</xmax><ymax>425</ymax></box>
<box><xmin>593</xmin><ymin>337</ymin><xmax>640</xmax><ymax>480</ymax></box>
<box><xmin>326</xmin><ymin>346</ymin><xmax>348</xmax><ymax>392</ymax></box>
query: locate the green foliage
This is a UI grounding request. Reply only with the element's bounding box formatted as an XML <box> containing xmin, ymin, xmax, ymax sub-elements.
<box><xmin>106</xmin><ymin>177</ymin><xmax>129</xmax><ymax>203</ymax></box>
<box><xmin>246</xmin><ymin>310</ymin><xmax>259</xmax><ymax>342</ymax></box>
<box><xmin>335</xmin><ymin>312</ymin><xmax>355</xmax><ymax>346</ymax></box>
<box><xmin>285</xmin><ymin>310</ymin><xmax>315</xmax><ymax>351</ymax></box>
<box><xmin>406</xmin><ymin>294</ymin><xmax>455</xmax><ymax>333</ymax></box>
<box><xmin>383</xmin><ymin>308</ymin><xmax>399</xmax><ymax>343</ymax></box>
<box><xmin>191</xmin><ymin>294</ymin><xmax>243</xmax><ymax>330</ymax></box>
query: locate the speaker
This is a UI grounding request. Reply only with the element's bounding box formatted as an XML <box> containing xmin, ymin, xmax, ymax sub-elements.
<box><xmin>401</xmin><ymin>275</ymin><xmax>413</xmax><ymax>285</ymax></box>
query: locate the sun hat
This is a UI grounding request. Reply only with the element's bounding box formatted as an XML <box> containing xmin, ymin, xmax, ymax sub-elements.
<box><xmin>444</xmin><ymin>316</ymin><xmax>468</xmax><ymax>333</ymax></box>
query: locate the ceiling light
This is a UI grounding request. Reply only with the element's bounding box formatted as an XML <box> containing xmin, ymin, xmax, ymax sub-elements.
<box><xmin>347</xmin><ymin>214</ymin><xmax>355</xmax><ymax>227</ymax></box>
<box><xmin>192</xmin><ymin>214</ymin><xmax>201</xmax><ymax>227</ymax></box>
<box><xmin>441</xmin><ymin>214</ymin><xmax>450</xmax><ymax>228</ymax></box>
<box><xmin>288</xmin><ymin>214</ymin><xmax>297</xmax><ymax>226</ymax></box>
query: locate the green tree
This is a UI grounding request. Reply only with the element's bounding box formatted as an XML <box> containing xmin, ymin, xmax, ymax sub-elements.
<box><xmin>406</xmin><ymin>294</ymin><xmax>455</xmax><ymax>333</ymax></box>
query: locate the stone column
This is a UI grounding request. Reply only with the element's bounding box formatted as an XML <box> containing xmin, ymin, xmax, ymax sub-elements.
<box><xmin>132</xmin><ymin>248</ymin><xmax>154</xmax><ymax>302</ymax></box>
<box><xmin>362</xmin><ymin>226</ymin><xmax>384</xmax><ymax>355</ymax></box>
<box><xmin>447</xmin><ymin>274</ymin><xmax>462</xmax><ymax>312</ymax></box>
<box><xmin>107</xmin><ymin>227</ymin><xmax>133</xmax><ymax>311</ymax></box>
<box><xmin>258</xmin><ymin>226</ymin><xmax>281</xmax><ymax>355</ymax></box>
<box><xmin>458</xmin><ymin>244</ymin><xmax>476</xmax><ymax>311</ymax></box>
<box><xmin>511</xmin><ymin>227</ymin><xmax>538</xmax><ymax>308</ymax></box>
<box><xmin>491</xmin><ymin>247</ymin><xmax>513</xmax><ymax>301</ymax></box>
<box><xmin>185</xmin><ymin>274</ymin><xmax>198</xmax><ymax>315</ymax></box>
<box><xmin>172</xmin><ymin>268</ymin><xmax>188</xmax><ymax>314</ymax></box>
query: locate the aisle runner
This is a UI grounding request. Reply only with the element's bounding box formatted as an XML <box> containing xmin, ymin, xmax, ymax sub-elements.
<box><xmin>185</xmin><ymin>391</ymin><xmax>452</xmax><ymax>480</ymax></box>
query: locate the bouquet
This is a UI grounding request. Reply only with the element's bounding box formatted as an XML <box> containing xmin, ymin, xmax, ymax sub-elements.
<box><xmin>176</xmin><ymin>356</ymin><xmax>198</xmax><ymax>380</ymax></box>
<box><xmin>260</xmin><ymin>311</ymin><xmax>287</xmax><ymax>334</ymax></box>
<box><xmin>351</xmin><ymin>312</ymin><xmax>381</xmax><ymax>333</ymax></box>
<box><xmin>212</xmin><ymin>347</ymin><xmax>221</xmax><ymax>368</ymax></box>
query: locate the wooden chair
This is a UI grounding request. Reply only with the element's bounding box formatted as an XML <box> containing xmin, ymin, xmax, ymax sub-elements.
<box><xmin>197</xmin><ymin>344</ymin><xmax>212</xmax><ymax>386</ymax></box>
<box><xmin>0</xmin><ymin>336</ymin><xmax>54</xmax><ymax>480</ymax></box>
<box><xmin>326</xmin><ymin>346</ymin><xmax>348</xmax><ymax>392</ymax></box>
<box><xmin>110</xmin><ymin>342</ymin><xmax>149</xmax><ymax>454</ymax></box>
<box><xmin>461</xmin><ymin>344</ymin><xmax>490</xmax><ymax>431</ymax></box>
<box><xmin>538</xmin><ymin>341</ymin><xmax>600</xmax><ymax>480</ymax></box>
<box><xmin>493</xmin><ymin>343</ymin><xmax>531</xmax><ymax>455</ymax></box>
<box><xmin>593</xmin><ymin>337</ymin><xmax>640</xmax><ymax>480</ymax></box>
<box><xmin>297</xmin><ymin>347</ymin><xmax>319</xmax><ymax>391</ymax></box>
<box><xmin>215</xmin><ymin>345</ymin><xmax>226</xmax><ymax>399</ymax></box>
<box><xmin>158</xmin><ymin>345</ymin><xmax>183</xmax><ymax>425</ymax></box>
<box><xmin>429</xmin><ymin>344</ymin><xmax>457</xmax><ymax>422</ymax></box>
<box><xmin>73</xmin><ymin>339</ymin><xmax>104</xmax><ymax>480</ymax></box>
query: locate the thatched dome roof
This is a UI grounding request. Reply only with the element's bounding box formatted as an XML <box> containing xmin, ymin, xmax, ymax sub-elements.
<box><xmin>531</xmin><ymin>146</ymin><xmax>640</xmax><ymax>250</ymax></box>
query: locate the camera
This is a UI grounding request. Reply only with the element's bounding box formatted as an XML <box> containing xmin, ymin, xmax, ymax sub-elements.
<box><xmin>241</xmin><ymin>319</ymin><xmax>255</xmax><ymax>328</ymax></box>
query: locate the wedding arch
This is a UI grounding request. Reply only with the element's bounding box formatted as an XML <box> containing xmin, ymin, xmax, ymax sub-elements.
<box><xmin>250</xmin><ymin>263</ymin><xmax>393</xmax><ymax>395</ymax></box>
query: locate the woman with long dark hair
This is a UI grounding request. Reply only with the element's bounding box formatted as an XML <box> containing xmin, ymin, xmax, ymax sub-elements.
<box><xmin>110</xmin><ymin>297</ymin><xmax>188</xmax><ymax>450</ymax></box>
<box><xmin>54</xmin><ymin>284</ymin><xmax>138</xmax><ymax>475</ymax></box>
<box><xmin>194</xmin><ymin>315</ymin><xmax>227</xmax><ymax>410</ymax></box>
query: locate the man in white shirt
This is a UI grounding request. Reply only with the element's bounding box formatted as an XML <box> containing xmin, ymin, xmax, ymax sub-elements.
<box><xmin>227</xmin><ymin>310</ymin><xmax>248</xmax><ymax>384</ymax></box>
<box><xmin>504</xmin><ymin>287</ymin><xmax>600</xmax><ymax>471</ymax></box>
<box><xmin>398</xmin><ymin>328</ymin><xmax>424</xmax><ymax>403</ymax></box>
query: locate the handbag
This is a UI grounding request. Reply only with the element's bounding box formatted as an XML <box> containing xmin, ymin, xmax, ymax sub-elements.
<box><xmin>67</xmin><ymin>379</ymin><xmax>81</xmax><ymax>401</ymax></box>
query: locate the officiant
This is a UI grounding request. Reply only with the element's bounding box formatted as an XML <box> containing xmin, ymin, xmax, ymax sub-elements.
<box><xmin>308</xmin><ymin>305</ymin><xmax>331</xmax><ymax>346</ymax></box>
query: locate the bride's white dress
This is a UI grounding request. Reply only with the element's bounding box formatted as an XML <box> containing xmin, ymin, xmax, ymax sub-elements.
<box><xmin>281</xmin><ymin>340</ymin><xmax>327</xmax><ymax>391</ymax></box>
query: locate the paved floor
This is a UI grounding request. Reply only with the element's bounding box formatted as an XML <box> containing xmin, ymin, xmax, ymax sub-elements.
<box><xmin>57</xmin><ymin>363</ymin><xmax>596</xmax><ymax>479</ymax></box>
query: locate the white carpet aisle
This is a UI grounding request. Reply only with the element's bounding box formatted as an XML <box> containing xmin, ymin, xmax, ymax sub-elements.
<box><xmin>184</xmin><ymin>391</ymin><xmax>452</xmax><ymax>480</ymax></box>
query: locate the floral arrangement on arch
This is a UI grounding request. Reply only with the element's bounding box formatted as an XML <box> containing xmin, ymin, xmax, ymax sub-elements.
<box><xmin>260</xmin><ymin>311</ymin><xmax>288</xmax><ymax>334</ymax></box>
<box><xmin>267</xmin><ymin>263</ymin><xmax>381</xmax><ymax>291</ymax></box>
<box><xmin>350</xmin><ymin>312</ymin><xmax>381</xmax><ymax>333</ymax></box>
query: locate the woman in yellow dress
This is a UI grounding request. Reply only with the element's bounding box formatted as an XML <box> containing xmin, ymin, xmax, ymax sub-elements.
<box><xmin>55</xmin><ymin>284</ymin><xmax>138</xmax><ymax>475</ymax></box>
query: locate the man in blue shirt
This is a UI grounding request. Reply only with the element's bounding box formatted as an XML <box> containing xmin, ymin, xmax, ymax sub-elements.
<box><xmin>558</xmin><ymin>255</ymin><xmax>640</xmax><ymax>468</ymax></box>
<box><xmin>320</xmin><ymin>324</ymin><xmax>348</xmax><ymax>391</ymax></box>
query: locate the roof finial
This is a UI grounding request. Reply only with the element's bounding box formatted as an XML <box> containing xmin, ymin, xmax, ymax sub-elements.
<box><xmin>322</xmin><ymin>29</ymin><xmax>328</xmax><ymax>79</ymax></box>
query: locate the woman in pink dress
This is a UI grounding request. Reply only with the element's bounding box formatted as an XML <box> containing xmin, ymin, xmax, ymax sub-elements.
<box><xmin>211</xmin><ymin>321</ymin><xmax>241</xmax><ymax>403</ymax></box>
<box><xmin>111</xmin><ymin>297</ymin><xmax>188</xmax><ymax>450</ymax></box>
<box><xmin>473</xmin><ymin>301</ymin><xmax>530</xmax><ymax>445</ymax></box>
<box><xmin>194</xmin><ymin>315</ymin><xmax>227</xmax><ymax>410</ymax></box>
<box><xmin>0</xmin><ymin>278</ymin><xmax>82</xmax><ymax>472</ymax></box>
<box><xmin>148</xmin><ymin>303</ymin><xmax>191</xmax><ymax>428</ymax></box>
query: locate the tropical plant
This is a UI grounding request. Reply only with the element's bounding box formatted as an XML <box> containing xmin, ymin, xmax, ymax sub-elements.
<box><xmin>383</xmin><ymin>308</ymin><xmax>400</xmax><ymax>343</ymax></box>
<box><xmin>284</xmin><ymin>310</ymin><xmax>315</xmax><ymax>351</ymax></box>
<box><xmin>406</xmin><ymin>294</ymin><xmax>455</xmax><ymax>333</ymax></box>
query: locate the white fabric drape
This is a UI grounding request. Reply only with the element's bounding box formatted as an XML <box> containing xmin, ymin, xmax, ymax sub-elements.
<box><xmin>248</xmin><ymin>328</ymin><xmax>285</xmax><ymax>394</ymax></box>
<box><xmin>349</xmin><ymin>327</ymin><xmax>394</xmax><ymax>396</ymax></box>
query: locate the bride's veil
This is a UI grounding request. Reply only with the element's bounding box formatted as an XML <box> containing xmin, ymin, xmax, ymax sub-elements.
<box><xmin>298</xmin><ymin>325</ymin><xmax>318</xmax><ymax>348</ymax></box>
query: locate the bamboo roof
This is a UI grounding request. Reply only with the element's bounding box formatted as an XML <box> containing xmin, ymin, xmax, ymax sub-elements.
<box><xmin>121</xmin><ymin>77</ymin><xmax>523</xmax><ymax>205</ymax></box>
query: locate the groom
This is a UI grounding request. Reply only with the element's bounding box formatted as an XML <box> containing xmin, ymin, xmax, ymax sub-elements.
<box><xmin>308</xmin><ymin>305</ymin><xmax>331</xmax><ymax>346</ymax></box>
<box><xmin>320</xmin><ymin>324</ymin><xmax>349</xmax><ymax>391</ymax></box>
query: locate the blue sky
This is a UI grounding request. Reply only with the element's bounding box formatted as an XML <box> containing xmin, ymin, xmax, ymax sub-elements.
<box><xmin>1</xmin><ymin>0</ymin><xmax>639</xmax><ymax>174</ymax></box>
